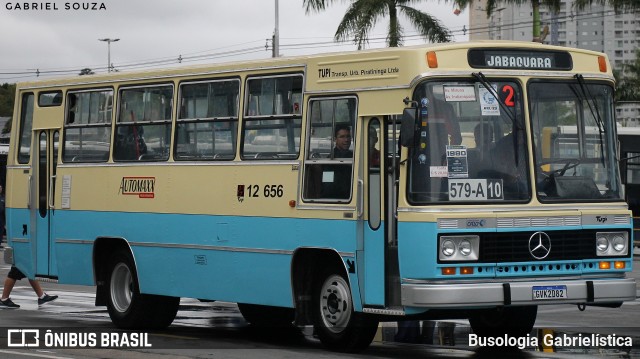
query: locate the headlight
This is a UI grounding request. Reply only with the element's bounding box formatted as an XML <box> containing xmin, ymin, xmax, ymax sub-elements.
<box><xmin>459</xmin><ymin>240</ymin><xmax>472</xmax><ymax>256</ymax></box>
<box><xmin>596</xmin><ymin>236</ymin><xmax>609</xmax><ymax>252</ymax></box>
<box><xmin>595</xmin><ymin>232</ymin><xmax>629</xmax><ymax>256</ymax></box>
<box><xmin>612</xmin><ymin>235</ymin><xmax>626</xmax><ymax>252</ymax></box>
<box><xmin>442</xmin><ymin>240</ymin><xmax>456</xmax><ymax>257</ymax></box>
<box><xmin>439</xmin><ymin>235</ymin><xmax>479</xmax><ymax>261</ymax></box>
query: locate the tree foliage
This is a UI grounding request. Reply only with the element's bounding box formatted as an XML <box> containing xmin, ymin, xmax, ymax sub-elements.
<box><xmin>0</xmin><ymin>83</ymin><xmax>16</xmax><ymax>117</ymax></box>
<box><xmin>303</xmin><ymin>0</ymin><xmax>451</xmax><ymax>49</ymax></box>
<box><xmin>615</xmin><ymin>49</ymin><xmax>640</xmax><ymax>102</ymax></box>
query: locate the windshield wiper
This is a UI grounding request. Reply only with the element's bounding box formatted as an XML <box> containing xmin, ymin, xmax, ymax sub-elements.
<box><xmin>472</xmin><ymin>72</ymin><xmax>524</xmax><ymax>169</ymax></box>
<box><xmin>574</xmin><ymin>74</ymin><xmax>606</xmax><ymax>165</ymax></box>
<box><xmin>472</xmin><ymin>72</ymin><xmax>522</xmax><ymax>131</ymax></box>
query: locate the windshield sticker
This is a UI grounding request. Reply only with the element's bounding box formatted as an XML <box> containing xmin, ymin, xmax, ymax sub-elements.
<box><xmin>479</xmin><ymin>85</ymin><xmax>500</xmax><ymax>116</ymax></box>
<box><xmin>446</xmin><ymin>145</ymin><xmax>469</xmax><ymax>178</ymax></box>
<box><xmin>430</xmin><ymin>166</ymin><xmax>448</xmax><ymax>178</ymax></box>
<box><xmin>444</xmin><ymin>86</ymin><xmax>477</xmax><ymax>102</ymax></box>
<box><xmin>448</xmin><ymin>179</ymin><xmax>504</xmax><ymax>201</ymax></box>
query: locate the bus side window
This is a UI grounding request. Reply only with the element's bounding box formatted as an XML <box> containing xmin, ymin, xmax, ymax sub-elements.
<box><xmin>302</xmin><ymin>97</ymin><xmax>356</xmax><ymax>202</ymax></box>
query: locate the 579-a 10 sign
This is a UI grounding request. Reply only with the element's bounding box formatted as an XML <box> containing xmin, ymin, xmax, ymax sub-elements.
<box><xmin>449</xmin><ymin>179</ymin><xmax>503</xmax><ymax>201</ymax></box>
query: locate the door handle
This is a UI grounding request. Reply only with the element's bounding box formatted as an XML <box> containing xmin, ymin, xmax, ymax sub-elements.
<box><xmin>27</xmin><ymin>175</ymin><xmax>32</xmax><ymax>209</ymax></box>
<box><xmin>48</xmin><ymin>175</ymin><xmax>56</xmax><ymax>209</ymax></box>
<box><xmin>357</xmin><ymin>179</ymin><xmax>364</xmax><ymax>219</ymax></box>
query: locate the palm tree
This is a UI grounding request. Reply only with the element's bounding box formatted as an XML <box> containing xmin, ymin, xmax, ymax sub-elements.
<box><xmin>454</xmin><ymin>0</ymin><xmax>640</xmax><ymax>42</ymax></box>
<box><xmin>303</xmin><ymin>0</ymin><xmax>452</xmax><ymax>49</ymax></box>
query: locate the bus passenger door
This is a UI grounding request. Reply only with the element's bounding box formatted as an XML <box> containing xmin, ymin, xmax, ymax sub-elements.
<box><xmin>360</xmin><ymin>117</ymin><xmax>402</xmax><ymax>308</ymax></box>
<box><xmin>360</xmin><ymin>118</ymin><xmax>386</xmax><ymax>306</ymax></box>
<box><xmin>32</xmin><ymin>129</ymin><xmax>59</xmax><ymax>276</ymax></box>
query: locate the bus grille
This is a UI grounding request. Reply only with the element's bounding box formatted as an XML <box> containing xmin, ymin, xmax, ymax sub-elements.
<box><xmin>478</xmin><ymin>230</ymin><xmax>602</xmax><ymax>262</ymax></box>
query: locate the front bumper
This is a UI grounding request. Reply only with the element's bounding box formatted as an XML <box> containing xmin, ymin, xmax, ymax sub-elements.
<box><xmin>401</xmin><ymin>277</ymin><xmax>637</xmax><ymax>307</ymax></box>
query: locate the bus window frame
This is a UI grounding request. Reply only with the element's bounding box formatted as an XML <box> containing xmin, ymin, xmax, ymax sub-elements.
<box><xmin>302</xmin><ymin>95</ymin><xmax>358</xmax><ymax>203</ymax></box>
<box><xmin>174</xmin><ymin>77</ymin><xmax>241</xmax><ymax>161</ymax></box>
<box><xmin>241</xmin><ymin>73</ymin><xmax>303</xmax><ymax>161</ymax></box>
<box><xmin>17</xmin><ymin>92</ymin><xmax>35</xmax><ymax>164</ymax></box>
<box><xmin>114</xmin><ymin>83</ymin><xmax>174</xmax><ymax>162</ymax></box>
<box><xmin>528</xmin><ymin>79</ymin><xmax>622</xmax><ymax>203</ymax></box>
<box><xmin>407</xmin><ymin>78</ymin><xmax>531</xmax><ymax>205</ymax></box>
<box><xmin>38</xmin><ymin>91</ymin><xmax>63</xmax><ymax>107</ymax></box>
<box><xmin>62</xmin><ymin>87</ymin><xmax>114</xmax><ymax>163</ymax></box>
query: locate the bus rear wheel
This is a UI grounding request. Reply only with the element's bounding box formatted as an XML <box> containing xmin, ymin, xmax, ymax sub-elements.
<box><xmin>106</xmin><ymin>250</ymin><xmax>180</xmax><ymax>329</ymax></box>
<box><xmin>469</xmin><ymin>305</ymin><xmax>537</xmax><ymax>337</ymax></box>
<box><xmin>312</xmin><ymin>270</ymin><xmax>378</xmax><ymax>353</ymax></box>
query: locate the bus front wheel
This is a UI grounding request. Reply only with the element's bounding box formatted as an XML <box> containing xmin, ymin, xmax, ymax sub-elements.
<box><xmin>312</xmin><ymin>270</ymin><xmax>378</xmax><ymax>353</ymax></box>
<box><xmin>469</xmin><ymin>305</ymin><xmax>537</xmax><ymax>337</ymax></box>
<box><xmin>106</xmin><ymin>250</ymin><xmax>180</xmax><ymax>329</ymax></box>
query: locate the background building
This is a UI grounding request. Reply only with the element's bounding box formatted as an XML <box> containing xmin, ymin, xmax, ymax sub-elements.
<box><xmin>469</xmin><ymin>0</ymin><xmax>639</xmax><ymax>126</ymax></box>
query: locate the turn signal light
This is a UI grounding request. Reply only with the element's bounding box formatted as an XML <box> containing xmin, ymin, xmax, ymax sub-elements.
<box><xmin>598</xmin><ymin>56</ymin><xmax>607</xmax><ymax>72</ymax></box>
<box><xmin>426</xmin><ymin>51</ymin><xmax>438</xmax><ymax>68</ymax></box>
<box><xmin>460</xmin><ymin>267</ymin><xmax>474</xmax><ymax>275</ymax></box>
<box><xmin>599</xmin><ymin>261</ymin><xmax>611</xmax><ymax>270</ymax></box>
<box><xmin>614</xmin><ymin>261</ymin><xmax>625</xmax><ymax>269</ymax></box>
<box><xmin>441</xmin><ymin>267</ymin><xmax>456</xmax><ymax>275</ymax></box>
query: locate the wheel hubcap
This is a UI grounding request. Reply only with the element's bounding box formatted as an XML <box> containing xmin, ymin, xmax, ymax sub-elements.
<box><xmin>110</xmin><ymin>262</ymin><xmax>133</xmax><ymax>313</ymax></box>
<box><xmin>320</xmin><ymin>275</ymin><xmax>352</xmax><ymax>333</ymax></box>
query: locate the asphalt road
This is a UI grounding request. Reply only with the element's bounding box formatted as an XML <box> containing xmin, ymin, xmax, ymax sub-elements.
<box><xmin>0</xmin><ymin>246</ymin><xmax>638</xmax><ymax>359</ymax></box>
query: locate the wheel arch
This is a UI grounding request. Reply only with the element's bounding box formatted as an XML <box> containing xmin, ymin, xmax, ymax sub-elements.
<box><xmin>290</xmin><ymin>247</ymin><xmax>349</xmax><ymax>325</ymax></box>
<box><xmin>93</xmin><ymin>237</ymin><xmax>135</xmax><ymax>306</ymax></box>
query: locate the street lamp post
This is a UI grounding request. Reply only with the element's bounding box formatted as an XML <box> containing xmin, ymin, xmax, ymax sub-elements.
<box><xmin>273</xmin><ymin>0</ymin><xmax>279</xmax><ymax>58</ymax></box>
<box><xmin>98</xmin><ymin>38</ymin><xmax>119</xmax><ymax>73</ymax></box>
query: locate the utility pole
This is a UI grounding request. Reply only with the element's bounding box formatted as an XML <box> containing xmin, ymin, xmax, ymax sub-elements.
<box><xmin>98</xmin><ymin>38</ymin><xmax>120</xmax><ymax>73</ymax></box>
<box><xmin>273</xmin><ymin>0</ymin><xmax>279</xmax><ymax>58</ymax></box>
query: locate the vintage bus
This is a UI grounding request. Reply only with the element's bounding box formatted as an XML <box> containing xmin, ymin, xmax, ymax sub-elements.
<box><xmin>4</xmin><ymin>41</ymin><xmax>636</xmax><ymax>352</ymax></box>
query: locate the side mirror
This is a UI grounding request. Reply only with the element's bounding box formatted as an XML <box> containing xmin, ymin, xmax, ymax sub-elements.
<box><xmin>400</xmin><ymin>106</ymin><xmax>418</xmax><ymax>147</ymax></box>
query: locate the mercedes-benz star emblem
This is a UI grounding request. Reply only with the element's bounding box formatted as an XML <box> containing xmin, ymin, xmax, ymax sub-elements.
<box><xmin>528</xmin><ymin>232</ymin><xmax>551</xmax><ymax>260</ymax></box>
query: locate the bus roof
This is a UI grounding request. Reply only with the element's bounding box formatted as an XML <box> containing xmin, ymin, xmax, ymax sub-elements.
<box><xmin>15</xmin><ymin>40</ymin><xmax>612</xmax><ymax>91</ymax></box>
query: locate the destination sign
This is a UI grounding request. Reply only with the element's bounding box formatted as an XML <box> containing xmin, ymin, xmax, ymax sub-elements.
<box><xmin>468</xmin><ymin>49</ymin><xmax>572</xmax><ymax>70</ymax></box>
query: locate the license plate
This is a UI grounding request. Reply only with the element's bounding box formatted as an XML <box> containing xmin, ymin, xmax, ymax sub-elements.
<box><xmin>448</xmin><ymin>179</ymin><xmax>504</xmax><ymax>201</ymax></box>
<box><xmin>532</xmin><ymin>285</ymin><xmax>568</xmax><ymax>300</ymax></box>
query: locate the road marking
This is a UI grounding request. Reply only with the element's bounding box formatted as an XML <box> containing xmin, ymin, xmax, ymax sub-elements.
<box><xmin>151</xmin><ymin>333</ymin><xmax>199</xmax><ymax>340</ymax></box>
<box><xmin>0</xmin><ymin>350</ymin><xmax>73</xmax><ymax>359</ymax></box>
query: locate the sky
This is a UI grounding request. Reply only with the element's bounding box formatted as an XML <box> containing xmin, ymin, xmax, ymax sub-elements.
<box><xmin>0</xmin><ymin>0</ymin><xmax>469</xmax><ymax>83</ymax></box>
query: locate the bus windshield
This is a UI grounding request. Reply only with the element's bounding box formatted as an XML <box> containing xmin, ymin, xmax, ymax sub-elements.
<box><xmin>529</xmin><ymin>80</ymin><xmax>622</xmax><ymax>202</ymax></box>
<box><xmin>407</xmin><ymin>80</ymin><xmax>530</xmax><ymax>204</ymax></box>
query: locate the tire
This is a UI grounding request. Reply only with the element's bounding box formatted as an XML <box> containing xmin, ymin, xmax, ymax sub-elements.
<box><xmin>469</xmin><ymin>305</ymin><xmax>537</xmax><ymax>337</ymax></box>
<box><xmin>106</xmin><ymin>250</ymin><xmax>180</xmax><ymax>329</ymax></box>
<box><xmin>313</xmin><ymin>270</ymin><xmax>378</xmax><ymax>353</ymax></box>
<box><xmin>237</xmin><ymin>303</ymin><xmax>295</xmax><ymax>327</ymax></box>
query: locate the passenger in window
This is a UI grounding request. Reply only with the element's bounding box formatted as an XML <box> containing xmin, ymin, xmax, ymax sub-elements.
<box><xmin>369</xmin><ymin>127</ymin><xmax>380</xmax><ymax>167</ymax></box>
<box><xmin>332</xmin><ymin>124</ymin><xmax>353</xmax><ymax>159</ymax></box>
<box><xmin>473</xmin><ymin>122</ymin><xmax>494</xmax><ymax>153</ymax></box>
<box><xmin>490</xmin><ymin>128</ymin><xmax>528</xmax><ymax>195</ymax></box>
<box><xmin>430</xmin><ymin>98</ymin><xmax>462</xmax><ymax>146</ymax></box>
<box><xmin>469</xmin><ymin>122</ymin><xmax>494</xmax><ymax>178</ymax></box>
<box><xmin>322</xmin><ymin>124</ymin><xmax>353</xmax><ymax>199</ymax></box>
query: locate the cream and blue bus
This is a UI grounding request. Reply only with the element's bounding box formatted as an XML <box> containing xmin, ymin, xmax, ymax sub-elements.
<box><xmin>4</xmin><ymin>41</ymin><xmax>636</xmax><ymax>352</ymax></box>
